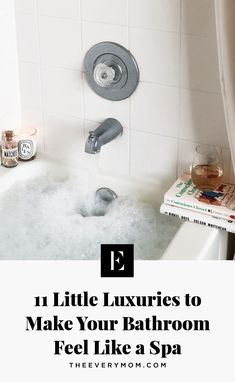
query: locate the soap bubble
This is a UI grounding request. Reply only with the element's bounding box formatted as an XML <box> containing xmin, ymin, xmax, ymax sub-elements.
<box><xmin>0</xmin><ymin>173</ymin><xmax>180</xmax><ymax>260</ymax></box>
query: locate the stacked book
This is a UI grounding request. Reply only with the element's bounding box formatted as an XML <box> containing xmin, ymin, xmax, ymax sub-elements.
<box><xmin>160</xmin><ymin>173</ymin><xmax>235</xmax><ymax>233</ymax></box>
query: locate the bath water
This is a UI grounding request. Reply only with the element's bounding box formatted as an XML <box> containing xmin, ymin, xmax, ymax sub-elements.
<box><xmin>0</xmin><ymin>174</ymin><xmax>180</xmax><ymax>259</ymax></box>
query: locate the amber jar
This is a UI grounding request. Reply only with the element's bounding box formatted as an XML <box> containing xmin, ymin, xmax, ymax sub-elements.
<box><xmin>1</xmin><ymin>130</ymin><xmax>18</xmax><ymax>168</ymax></box>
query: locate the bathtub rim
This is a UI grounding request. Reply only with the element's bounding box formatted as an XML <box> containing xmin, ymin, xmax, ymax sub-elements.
<box><xmin>0</xmin><ymin>154</ymin><xmax>227</xmax><ymax>260</ymax></box>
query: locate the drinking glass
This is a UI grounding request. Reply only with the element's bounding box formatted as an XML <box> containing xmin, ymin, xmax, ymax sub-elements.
<box><xmin>191</xmin><ymin>144</ymin><xmax>224</xmax><ymax>191</ymax></box>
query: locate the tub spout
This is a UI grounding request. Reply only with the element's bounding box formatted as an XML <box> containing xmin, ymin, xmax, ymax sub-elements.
<box><xmin>85</xmin><ymin>118</ymin><xmax>123</xmax><ymax>154</ymax></box>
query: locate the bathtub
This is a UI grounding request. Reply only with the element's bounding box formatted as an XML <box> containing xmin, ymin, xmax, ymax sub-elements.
<box><xmin>0</xmin><ymin>155</ymin><xmax>228</xmax><ymax>260</ymax></box>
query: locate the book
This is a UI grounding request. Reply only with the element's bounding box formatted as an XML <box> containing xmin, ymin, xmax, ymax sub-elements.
<box><xmin>164</xmin><ymin>173</ymin><xmax>235</xmax><ymax>221</ymax></box>
<box><xmin>160</xmin><ymin>203</ymin><xmax>235</xmax><ymax>233</ymax></box>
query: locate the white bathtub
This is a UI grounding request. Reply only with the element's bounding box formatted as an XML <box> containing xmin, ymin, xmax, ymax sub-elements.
<box><xmin>0</xmin><ymin>155</ymin><xmax>228</xmax><ymax>260</ymax></box>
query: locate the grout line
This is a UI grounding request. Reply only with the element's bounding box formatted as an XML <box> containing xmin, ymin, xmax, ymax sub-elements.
<box><xmin>11</xmin><ymin>3</ymin><xmax>22</xmax><ymax>126</ymax></box>
<box><xmin>0</xmin><ymin>2</ymin><xmax>16</xmax><ymax>17</ymax></box>
<box><xmin>17</xmin><ymin>59</ymin><xmax>222</xmax><ymax>95</ymax></box>
<box><xmin>15</xmin><ymin>10</ymin><xmax>215</xmax><ymax>38</ymax></box>
<box><xmin>15</xmin><ymin>10</ymin><xmax>215</xmax><ymax>39</ymax></box>
<box><xmin>19</xmin><ymin>107</ymin><xmax>231</xmax><ymax>153</ymax></box>
<box><xmin>15</xmin><ymin>11</ymin><xmax>33</xmax><ymax>16</ymax></box>
<box><xmin>79</xmin><ymin>0</ymin><xmax>99</xmax><ymax>172</ymax></box>
<box><xmin>177</xmin><ymin>0</ymin><xmax>183</xmax><ymax>178</ymax></box>
<box><xmin>0</xmin><ymin>60</ymin><xmax>20</xmax><ymax>70</ymax></box>
<box><xmin>82</xmin><ymin>19</ymin><xmax>180</xmax><ymax>34</ymax></box>
<box><xmin>27</xmin><ymin>12</ymin><xmax>81</xmax><ymax>21</ymax></box>
<box><xmin>43</xmin><ymin>111</ymin><xmax>84</xmax><ymax>121</ymax></box>
<box><xmin>0</xmin><ymin>113</ymin><xmax>10</xmax><ymax>120</ymax></box>
<box><xmin>127</xmin><ymin>0</ymin><xmax>131</xmax><ymax>176</ymax></box>
<box><xmin>39</xmin><ymin>63</ymin><xmax>81</xmax><ymax>74</ymax></box>
<box><xmin>126</xmin><ymin>0</ymin><xmax>130</xmax><ymax>50</ymax></box>
<box><xmin>80</xmin><ymin>0</ymin><xmax>86</xmax><ymax>148</ymax></box>
<box><xmin>228</xmin><ymin>156</ymin><xmax>233</xmax><ymax>183</ymax></box>
<box><xmin>126</xmin><ymin>128</ymin><xmax>179</xmax><ymax>141</ymax></box>
<box><xmin>82</xmin><ymin>19</ymin><xmax>129</xmax><ymax>29</ymax></box>
<box><xmin>34</xmin><ymin>0</ymin><xmax>46</xmax><ymax>153</ymax></box>
<box><xmin>16</xmin><ymin>58</ymin><xmax>221</xmax><ymax>96</ymax></box>
<box><xmin>177</xmin><ymin>137</ymin><xmax>230</xmax><ymax>151</ymax></box>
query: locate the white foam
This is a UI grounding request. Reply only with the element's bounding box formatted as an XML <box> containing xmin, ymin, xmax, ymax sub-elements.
<box><xmin>0</xmin><ymin>173</ymin><xmax>180</xmax><ymax>260</ymax></box>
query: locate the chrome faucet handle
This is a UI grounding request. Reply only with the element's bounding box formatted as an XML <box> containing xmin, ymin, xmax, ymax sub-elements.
<box><xmin>93</xmin><ymin>63</ymin><xmax>115</xmax><ymax>88</ymax></box>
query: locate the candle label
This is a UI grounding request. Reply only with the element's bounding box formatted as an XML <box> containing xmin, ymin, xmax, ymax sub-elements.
<box><xmin>18</xmin><ymin>140</ymin><xmax>34</xmax><ymax>160</ymax></box>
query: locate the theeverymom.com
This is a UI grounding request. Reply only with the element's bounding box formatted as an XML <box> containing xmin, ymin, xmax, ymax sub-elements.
<box><xmin>69</xmin><ymin>362</ymin><xmax>167</xmax><ymax>369</ymax></box>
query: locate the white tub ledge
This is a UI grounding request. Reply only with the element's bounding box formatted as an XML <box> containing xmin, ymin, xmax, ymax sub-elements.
<box><xmin>162</xmin><ymin>222</ymin><xmax>228</xmax><ymax>260</ymax></box>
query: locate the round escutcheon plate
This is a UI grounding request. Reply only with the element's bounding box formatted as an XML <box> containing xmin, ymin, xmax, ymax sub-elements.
<box><xmin>84</xmin><ymin>41</ymin><xmax>140</xmax><ymax>101</ymax></box>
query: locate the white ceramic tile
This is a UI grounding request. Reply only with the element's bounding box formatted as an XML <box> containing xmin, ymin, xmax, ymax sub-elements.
<box><xmin>16</xmin><ymin>14</ymin><xmax>39</xmax><ymax>62</ymax></box>
<box><xmin>130</xmin><ymin>130</ymin><xmax>178</xmax><ymax>185</ymax></box>
<box><xmin>97</xmin><ymin>128</ymin><xmax>129</xmax><ymax>175</ymax></box>
<box><xmin>15</xmin><ymin>0</ymin><xmax>35</xmax><ymax>13</ymax></box>
<box><xmin>0</xmin><ymin>14</ymin><xmax>18</xmax><ymax>66</ymax></box>
<box><xmin>0</xmin><ymin>115</ymin><xmax>5</xmax><ymax>132</ymax></box>
<box><xmin>0</xmin><ymin>115</ymin><xmax>6</xmax><ymax>131</ymax></box>
<box><xmin>0</xmin><ymin>0</ymin><xmax>13</xmax><ymax>14</ymax></box>
<box><xmin>129</xmin><ymin>0</ymin><xmax>181</xmax><ymax>32</ymax></box>
<box><xmin>85</xmin><ymin>120</ymin><xmax>129</xmax><ymax>176</ymax></box>
<box><xmin>0</xmin><ymin>6</ymin><xmax>20</xmax><ymax>120</ymax></box>
<box><xmin>178</xmin><ymin>140</ymin><xmax>231</xmax><ymax>182</ymax></box>
<box><xmin>130</xmin><ymin>28</ymin><xmax>180</xmax><ymax>86</ymax></box>
<box><xmin>0</xmin><ymin>64</ymin><xmax>20</xmax><ymax>119</ymax></box>
<box><xmin>0</xmin><ymin>63</ymin><xmax>20</xmax><ymax>120</ymax></box>
<box><xmin>42</xmin><ymin>66</ymin><xmax>83</xmax><ymax>118</ymax></box>
<box><xmin>222</xmin><ymin>148</ymin><xmax>232</xmax><ymax>183</ymax></box>
<box><xmin>0</xmin><ymin>66</ymin><xmax>10</xmax><ymax>116</ymax></box>
<box><xmin>82</xmin><ymin>21</ymin><xmax>129</xmax><ymax>56</ymax></box>
<box><xmin>182</xmin><ymin>0</ymin><xmax>216</xmax><ymax>36</ymax></box>
<box><xmin>180</xmin><ymin>89</ymin><xmax>229</xmax><ymax>147</ymax></box>
<box><xmin>130</xmin><ymin>82</ymin><xmax>179</xmax><ymax>137</ymax></box>
<box><xmin>21</xmin><ymin>108</ymin><xmax>44</xmax><ymax>152</ymax></box>
<box><xmin>19</xmin><ymin>62</ymin><xmax>41</xmax><ymax>109</ymax></box>
<box><xmin>181</xmin><ymin>34</ymin><xmax>221</xmax><ymax>93</ymax></box>
<box><xmin>8</xmin><ymin>62</ymin><xmax>21</xmax><ymax>114</ymax></box>
<box><xmin>0</xmin><ymin>113</ymin><xmax>21</xmax><ymax>132</ymax></box>
<box><xmin>177</xmin><ymin>139</ymin><xmax>195</xmax><ymax>176</ymax></box>
<box><xmin>0</xmin><ymin>116</ymin><xmax>5</xmax><ymax>132</ymax></box>
<box><xmin>39</xmin><ymin>16</ymin><xmax>82</xmax><ymax>70</ymax></box>
<box><xmin>38</xmin><ymin>0</ymin><xmax>79</xmax><ymax>19</ymax></box>
<box><xmin>83</xmin><ymin>78</ymin><xmax>129</xmax><ymax>128</ymax></box>
<box><xmin>229</xmin><ymin>164</ymin><xmax>235</xmax><ymax>185</ymax></box>
<box><xmin>82</xmin><ymin>0</ymin><xmax>128</xmax><ymax>25</ymax></box>
<box><xmin>21</xmin><ymin>108</ymin><xmax>43</xmax><ymax>128</ymax></box>
<box><xmin>44</xmin><ymin>113</ymin><xmax>84</xmax><ymax>162</ymax></box>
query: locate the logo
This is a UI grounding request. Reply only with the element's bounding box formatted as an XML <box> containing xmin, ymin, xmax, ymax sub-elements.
<box><xmin>18</xmin><ymin>140</ymin><xmax>33</xmax><ymax>160</ymax></box>
<box><xmin>101</xmin><ymin>244</ymin><xmax>134</xmax><ymax>277</ymax></box>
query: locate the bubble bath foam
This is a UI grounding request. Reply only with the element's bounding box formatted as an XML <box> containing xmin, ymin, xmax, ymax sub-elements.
<box><xmin>0</xmin><ymin>173</ymin><xmax>180</xmax><ymax>260</ymax></box>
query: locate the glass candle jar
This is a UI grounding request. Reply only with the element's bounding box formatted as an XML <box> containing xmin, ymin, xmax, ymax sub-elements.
<box><xmin>14</xmin><ymin>128</ymin><xmax>37</xmax><ymax>161</ymax></box>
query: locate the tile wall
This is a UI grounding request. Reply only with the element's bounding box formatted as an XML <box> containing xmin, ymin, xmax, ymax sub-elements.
<box><xmin>0</xmin><ymin>0</ymin><xmax>20</xmax><ymax>132</ymax></box>
<box><xmin>14</xmin><ymin>0</ymin><xmax>233</xmax><ymax>195</ymax></box>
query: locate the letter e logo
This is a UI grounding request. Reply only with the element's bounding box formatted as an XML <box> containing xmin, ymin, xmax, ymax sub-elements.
<box><xmin>101</xmin><ymin>244</ymin><xmax>134</xmax><ymax>277</ymax></box>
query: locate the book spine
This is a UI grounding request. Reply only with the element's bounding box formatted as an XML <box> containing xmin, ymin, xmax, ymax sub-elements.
<box><xmin>160</xmin><ymin>203</ymin><xmax>235</xmax><ymax>233</ymax></box>
<box><xmin>164</xmin><ymin>196</ymin><xmax>235</xmax><ymax>221</ymax></box>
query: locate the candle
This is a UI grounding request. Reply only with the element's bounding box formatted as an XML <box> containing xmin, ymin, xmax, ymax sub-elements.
<box><xmin>14</xmin><ymin>128</ymin><xmax>37</xmax><ymax>161</ymax></box>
